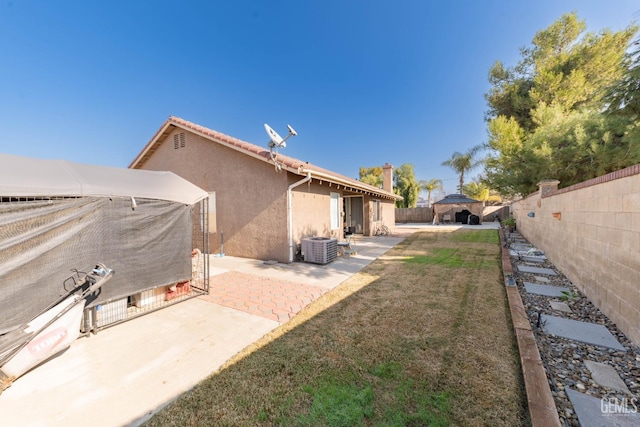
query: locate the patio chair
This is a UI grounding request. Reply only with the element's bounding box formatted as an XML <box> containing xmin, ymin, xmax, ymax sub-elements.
<box><xmin>442</xmin><ymin>214</ymin><xmax>451</xmax><ymax>224</ymax></box>
<box><xmin>337</xmin><ymin>234</ymin><xmax>357</xmax><ymax>257</ymax></box>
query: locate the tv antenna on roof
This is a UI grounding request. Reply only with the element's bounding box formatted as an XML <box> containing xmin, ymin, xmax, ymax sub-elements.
<box><xmin>264</xmin><ymin>123</ymin><xmax>297</xmax><ymax>172</ymax></box>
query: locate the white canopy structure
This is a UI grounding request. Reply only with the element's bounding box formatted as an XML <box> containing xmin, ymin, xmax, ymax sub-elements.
<box><xmin>0</xmin><ymin>153</ymin><xmax>207</xmax><ymax>205</ymax></box>
<box><xmin>1</xmin><ymin>153</ymin><xmax>208</xmax><ymax>335</ymax></box>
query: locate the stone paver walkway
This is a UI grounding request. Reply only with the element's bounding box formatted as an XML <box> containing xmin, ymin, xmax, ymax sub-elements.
<box><xmin>518</xmin><ymin>265</ymin><xmax>558</xmax><ymax>276</ymax></box>
<box><xmin>524</xmin><ymin>281</ymin><xmax>570</xmax><ymax>297</ymax></box>
<box><xmin>584</xmin><ymin>360</ymin><xmax>632</xmax><ymax>395</ymax></box>
<box><xmin>540</xmin><ymin>314</ymin><xmax>626</xmax><ymax>351</ymax></box>
<box><xmin>566</xmin><ymin>388</ymin><xmax>640</xmax><ymax>427</ymax></box>
<box><xmin>509</xmin><ymin>230</ymin><xmax>638</xmax><ymax>426</ymax></box>
<box><xmin>200</xmin><ymin>271</ymin><xmax>328</xmax><ymax>323</ymax></box>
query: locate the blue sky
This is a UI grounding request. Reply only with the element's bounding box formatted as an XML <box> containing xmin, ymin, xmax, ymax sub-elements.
<box><xmin>1</xmin><ymin>1</ymin><xmax>639</xmax><ymax>197</ymax></box>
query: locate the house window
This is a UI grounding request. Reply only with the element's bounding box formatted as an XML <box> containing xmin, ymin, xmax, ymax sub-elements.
<box><xmin>373</xmin><ymin>200</ymin><xmax>381</xmax><ymax>222</ymax></box>
<box><xmin>174</xmin><ymin>133</ymin><xmax>186</xmax><ymax>149</ymax></box>
<box><xmin>330</xmin><ymin>192</ymin><xmax>340</xmax><ymax>230</ymax></box>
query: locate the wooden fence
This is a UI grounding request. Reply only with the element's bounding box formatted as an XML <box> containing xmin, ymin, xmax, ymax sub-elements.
<box><xmin>396</xmin><ymin>205</ymin><xmax>510</xmax><ymax>223</ymax></box>
<box><xmin>395</xmin><ymin>207</ymin><xmax>432</xmax><ymax>223</ymax></box>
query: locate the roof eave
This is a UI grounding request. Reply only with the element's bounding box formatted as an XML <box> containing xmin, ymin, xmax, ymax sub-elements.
<box><xmin>300</xmin><ymin>167</ymin><xmax>401</xmax><ymax>201</ymax></box>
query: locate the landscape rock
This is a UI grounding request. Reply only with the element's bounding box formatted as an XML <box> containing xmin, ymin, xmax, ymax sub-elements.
<box><xmin>507</xmin><ymin>231</ymin><xmax>639</xmax><ymax>423</ymax></box>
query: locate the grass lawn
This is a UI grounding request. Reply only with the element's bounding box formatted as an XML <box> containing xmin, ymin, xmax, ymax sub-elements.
<box><xmin>144</xmin><ymin>229</ymin><xmax>528</xmax><ymax>426</ymax></box>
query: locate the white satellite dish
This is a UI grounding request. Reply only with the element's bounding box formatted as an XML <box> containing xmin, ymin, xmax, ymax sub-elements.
<box><xmin>264</xmin><ymin>123</ymin><xmax>298</xmax><ymax>172</ymax></box>
<box><xmin>264</xmin><ymin>123</ymin><xmax>286</xmax><ymax>148</ymax></box>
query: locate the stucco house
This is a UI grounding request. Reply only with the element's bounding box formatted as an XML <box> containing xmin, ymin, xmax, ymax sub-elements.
<box><xmin>129</xmin><ymin>116</ymin><xmax>401</xmax><ymax>263</ymax></box>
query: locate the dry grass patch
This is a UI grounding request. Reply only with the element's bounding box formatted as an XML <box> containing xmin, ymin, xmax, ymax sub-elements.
<box><xmin>144</xmin><ymin>229</ymin><xmax>528</xmax><ymax>426</ymax></box>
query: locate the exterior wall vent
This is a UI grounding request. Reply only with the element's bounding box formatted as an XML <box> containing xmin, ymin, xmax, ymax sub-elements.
<box><xmin>173</xmin><ymin>133</ymin><xmax>186</xmax><ymax>149</ymax></box>
<box><xmin>301</xmin><ymin>237</ymin><xmax>338</xmax><ymax>264</ymax></box>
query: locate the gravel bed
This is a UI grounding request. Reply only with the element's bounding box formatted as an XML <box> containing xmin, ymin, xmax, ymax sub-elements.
<box><xmin>505</xmin><ymin>231</ymin><xmax>640</xmax><ymax>426</ymax></box>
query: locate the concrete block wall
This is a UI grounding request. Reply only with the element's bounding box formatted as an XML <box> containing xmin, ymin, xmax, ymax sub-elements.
<box><xmin>512</xmin><ymin>164</ymin><xmax>640</xmax><ymax>345</ymax></box>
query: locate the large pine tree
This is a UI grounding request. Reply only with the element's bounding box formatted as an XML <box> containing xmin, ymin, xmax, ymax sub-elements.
<box><xmin>483</xmin><ymin>13</ymin><xmax>639</xmax><ymax>197</ymax></box>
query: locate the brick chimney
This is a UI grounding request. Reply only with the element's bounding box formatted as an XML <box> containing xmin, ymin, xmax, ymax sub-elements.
<box><xmin>382</xmin><ymin>163</ymin><xmax>393</xmax><ymax>192</ymax></box>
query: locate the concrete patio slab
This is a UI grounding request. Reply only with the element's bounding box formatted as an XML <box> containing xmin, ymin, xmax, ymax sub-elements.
<box><xmin>207</xmin><ymin>235</ymin><xmax>406</xmax><ymax>291</ymax></box>
<box><xmin>518</xmin><ymin>265</ymin><xmax>558</xmax><ymax>276</ymax></box>
<box><xmin>541</xmin><ymin>314</ymin><xmax>626</xmax><ymax>351</ymax></box>
<box><xmin>566</xmin><ymin>388</ymin><xmax>640</xmax><ymax>427</ymax></box>
<box><xmin>584</xmin><ymin>360</ymin><xmax>632</xmax><ymax>395</ymax></box>
<box><xmin>525</xmin><ymin>282</ymin><xmax>570</xmax><ymax>297</ymax></box>
<box><xmin>0</xmin><ymin>299</ymin><xmax>280</xmax><ymax>427</ymax></box>
<box><xmin>394</xmin><ymin>223</ymin><xmax>501</xmax><ymax>231</ymax></box>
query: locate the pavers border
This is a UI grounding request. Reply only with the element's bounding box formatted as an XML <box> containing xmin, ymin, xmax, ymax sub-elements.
<box><xmin>500</xmin><ymin>228</ymin><xmax>561</xmax><ymax>427</ymax></box>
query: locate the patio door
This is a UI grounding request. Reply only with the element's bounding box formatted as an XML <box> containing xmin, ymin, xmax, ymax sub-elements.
<box><xmin>345</xmin><ymin>196</ymin><xmax>364</xmax><ymax>234</ymax></box>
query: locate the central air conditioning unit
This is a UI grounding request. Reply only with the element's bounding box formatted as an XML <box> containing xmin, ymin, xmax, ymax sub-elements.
<box><xmin>301</xmin><ymin>237</ymin><xmax>338</xmax><ymax>264</ymax></box>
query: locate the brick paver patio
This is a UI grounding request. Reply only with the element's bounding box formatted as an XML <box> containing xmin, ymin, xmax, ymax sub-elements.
<box><xmin>199</xmin><ymin>271</ymin><xmax>328</xmax><ymax>323</ymax></box>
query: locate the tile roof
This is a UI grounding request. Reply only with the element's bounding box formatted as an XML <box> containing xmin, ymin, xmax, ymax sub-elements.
<box><xmin>130</xmin><ymin>116</ymin><xmax>401</xmax><ymax>200</ymax></box>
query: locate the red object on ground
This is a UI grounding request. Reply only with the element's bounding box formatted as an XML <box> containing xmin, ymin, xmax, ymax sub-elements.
<box><xmin>166</xmin><ymin>281</ymin><xmax>191</xmax><ymax>301</ymax></box>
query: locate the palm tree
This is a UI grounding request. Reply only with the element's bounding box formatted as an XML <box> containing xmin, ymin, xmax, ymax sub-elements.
<box><xmin>462</xmin><ymin>181</ymin><xmax>489</xmax><ymax>201</ymax></box>
<box><xmin>441</xmin><ymin>145</ymin><xmax>483</xmax><ymax>195</ymax></box>
<box><xmin>419</xmin><ymin>178</ymin><xmax>443</xmax><ymax>207</ymax></box>
<box><xmin>463</xmin><ymin>180</ymin><xmax>503</xmax><ymax>204</ymax></box>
